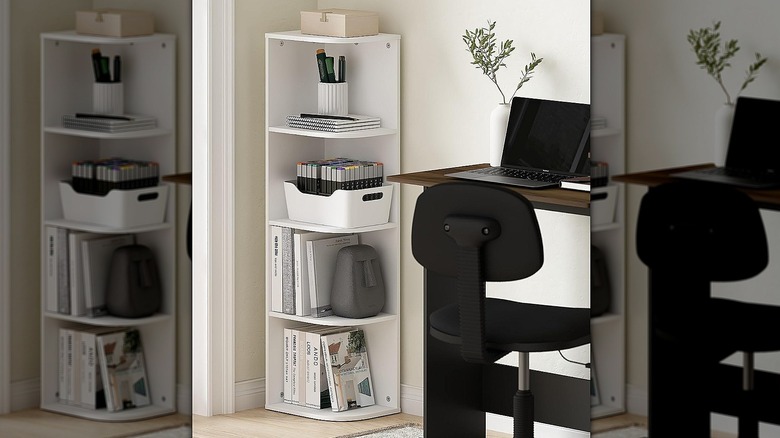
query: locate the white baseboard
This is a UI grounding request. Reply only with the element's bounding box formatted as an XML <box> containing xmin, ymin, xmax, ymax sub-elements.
<box><xmin>399</xmin><ymin>384</ymin><xmax>422</xmax><ymax>417</ymax></box>
<box><xmin>10</xmin><ymin>378</ymin><xmax>39</xmax><ymax>412</ymax></box>
<box><xmin>625</xmin><ymin>383</ymin><xmax>647</xmax><ymax>416</ymax></box>
<box><xmin>235</xmin><ymin>378</ymin><xmax>265</xmax><ymax>412</ymax></box>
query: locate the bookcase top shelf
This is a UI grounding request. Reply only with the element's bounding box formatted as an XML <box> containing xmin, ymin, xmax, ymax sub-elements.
<box><xmin>43</xmin><ymin>310</ymin><xmax>172</xmax><ymax>327</ymax></box>
<box><xmin>266</xmin><ymin>30</ymin><xmax>400</xmax><ymax>44</ymax></box>
<box><xmin>268</xmin><ymin>311</ymin><xmax>397</xmax><ymax>326</ymax></box>
<box><xmin>41</xmin><ymin>30</ymin><xmax>176</xmax><ymax>45</ymax></box>
<box><xmin>269</xmin><ymin>126</ymin><xmax>397</xmax><ymax>139</ymax></box>
<box><xmin>45</xmin><ymin>126</ymin><xmax>173</xmax><ymax>140</ymax></box>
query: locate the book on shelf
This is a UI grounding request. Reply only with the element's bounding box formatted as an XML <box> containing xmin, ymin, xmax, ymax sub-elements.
<box><xmin>96</xmin><ymin>328</ymin><xmax>151</xmax><ymax>412</ymax></box>
<box><xmin>560</xmin><ymin>176</ymin><xmax>591</xmax><ymax>192</ymax></box>
<box><xmin>270</xmin><ymin>225</ymin><xmax>283</xmax><ymax>313</ymax></box>
<box><xmin>321</xmin><ymin>328</ymin><xmax>376</xmax><ymax>412</ymax></box>
<box><xmin>307</xmin><ymin>234</ymin><xmax>360</xmax><ymax>318</ymax></box>
<box><xmin>293</xmin><ymin>231</ymin><xmax>334</xmax><ymax>317</ymax></box>
<box><xmin>61</xmin><ymin>114</ymin><xmax>157</xmax><ymax>133</ymax></box>
<box><xmin>77</xmin><ymin>325</ymin><xmax>119</xmax><ymax>409</ymax></box>
<box><xmin>287</xmin><ymin>324</ymin><xmax>318</xmax><ymax>406</ymax></box>
<box><xmin>58</xmin><ymin>326</ymin><xmax>77</xmax><ymax>404</ymax></box>
<box><xmin>68</xmin><ymin>231</ymin><xmax>103</xmax><ymax>316</ymax></box>
<box><xmin>81</xmin><ymin>234</ymin><xmax>135</xmax><ymax>318</ymax></box>
<box><xmin>55</xmin><ymin>227</ymin><xmax>71</xmax><ymax>314</ymax></box>
<box><xmin>44</xmin><ymin>226</ymin><xmax>60</xmax><ymax>313</ymax></box>
<box><xmin>304</xmin><ymin>326</ymin><xmax>346</xmax><ymax>409</ymax></box>
<box><xmin>280</xmin><ymin>226</ymin><xmax>295</xmax><ymax>315</ymax></box>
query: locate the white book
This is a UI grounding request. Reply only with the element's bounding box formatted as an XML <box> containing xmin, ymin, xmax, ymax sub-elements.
<box><xmin>283</xmin><ymin>327</ymin><xmax>292</xmax><ymax>404</ymax></box>
<box><xmin>65</xmin><ymin>328</ymin><xmax>78</xmax><ymax>404</ymax></box>
<box><xmin>58</xmin><ymin>328</ymin><xmax>68</xmax><ymax>403</ymax></box>
<box><xmin>81</xmin><ymin>234</ymin><xmax>135</xmax><ymax>317</ymax></box>
<box><xmin>56</xmin><ymin>228</ymin><xmax>70</xmax><ymax>314</ymax></box>
<box><xmin>305</xmin><ymin>326</ymin><xmax>345</xmax><ymax>409</ymax></box>
<box><xmin>293</xmin><ymin>231</ymin><xmax>346</xmax><ymax>317</ymax></box>
<box><xmin>78</xmin><ymin>326</ymin><xmax>120</xmax><ymax>409</ymax></box>
<box><xmin>322</xmin><ymin>328</ymin><xmax>375</xmax><ymax>412</ymax></box>
<box><xmin>270</xmin><ymin>225</ymin><xmax>283</xmax><ymax>313</ymax></box>
<box><xmin>281</xmin><ymin>227</ymin><xmax>295</xmax><ymax>314</ymax></box>
<box><xmin>307</xmin><ymin>234</ymin><xmax>359</xmax><ymax>318</ymax></box>
<box><xmin>290</xmin><ymin>328</ymin><xmax>301</xmax><ymax>405</ymax></box>
<box><xmin>68</xmin><ymin>232</ymin><xmax>103</xmax><ymax>316</ymax></box>
<box><xmin>96</xmin><ymin>328</ymin><xmax>150</xmax><ymax>412</ymax></box>
<box><xmin>44</xmin><ymin>226</ymin><xmax>59</xmax><ymax>313</ymax></box>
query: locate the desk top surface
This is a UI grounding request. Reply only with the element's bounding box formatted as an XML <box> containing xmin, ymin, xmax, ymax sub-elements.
<box><xmin>613</xmin><ymin>163</ymin><xmax>780</xmax><ymax>210</ymax></box>
<box><xmin>387</xmin><ymin>163</ymin><xmax>590</xmax><ymax>215</ymax></box>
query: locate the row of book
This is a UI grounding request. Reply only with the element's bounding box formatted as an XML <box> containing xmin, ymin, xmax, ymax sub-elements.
<box><xmin>285</xmin><ymin>114</ymin><xmax>380</xmax><ymax>133</ymax></box>
<box><xmin>284</xmin><ymin>325</ymin><xmax>374</xmax><ymax>412</ymax></box>
<box><xmin>271</xmin><ymin>226</ymin><xmax>368</xmax><ymax>318</ymax></box>
<box><xmin>46</xmin><ymin>226</ymin><xmax>136</xmax><ymax>318</ymax></box>
<box><xmin>62</xmin><ymin>113</ymin><xmax>157</xmax><ymax>133</ymax></box>
<box><xmin>58</xmin><ymin>326</ymin><xmax>150</xmax><ymax>412</ymax></box>
<box><xmin>296</xmin><ymin>157</ymin><xmax>384</xmax><ymax>196</ymax></box>
<box><xmin>71</xmin><ymin>157</ymin><xmax>160</xmax><ymax>196</ymax></box>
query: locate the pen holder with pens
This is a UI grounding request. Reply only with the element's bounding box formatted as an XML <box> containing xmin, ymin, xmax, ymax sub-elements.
<box><xmin>93</xmin><ymin>82</ymin><xmax>124</xmax><ymax>115</ymax></box>
<box><xmin>318</xmin><ymin>82</ymin><xmax>348</xmax><ymax>116</ymax></box>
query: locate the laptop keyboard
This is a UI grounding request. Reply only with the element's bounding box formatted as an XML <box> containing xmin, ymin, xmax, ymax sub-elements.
<box><xmin>698</xmin><ymin>167</ymin><xmax>780</xmax><ymax>182</ymax></box>
<box><xmin>473</xmin><ymin>167</ymin><xmax>570</xmax><ymax>183</ymax></box>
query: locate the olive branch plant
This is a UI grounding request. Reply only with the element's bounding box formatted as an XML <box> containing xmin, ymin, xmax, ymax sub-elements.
<box><xmin>687</xmin><ymin>20</ymin><xmax>767</xmax><ymax>106</ymax></box>
<box><xmin>463</xmin><ymin>20</ymin><xmax>543</xmax><ymax>105</ymax></box>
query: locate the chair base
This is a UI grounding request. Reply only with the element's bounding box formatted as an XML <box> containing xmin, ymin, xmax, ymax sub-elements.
<box><xmin>514</xmin><ymin>389</ymin><xmax>534</xmax><ymax>438</ymax></box>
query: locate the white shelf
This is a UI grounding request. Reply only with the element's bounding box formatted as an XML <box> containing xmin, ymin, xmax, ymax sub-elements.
<box><xmin>265</xmin><ymin>402</ymin><xmax>400</xmax><ymax>422</ymax></box>
<box><xmin>42</xmin><ymin>402</ymin><xmax>176</xmax><ymax>422</ymax></box>
<box><xmin>265</xmin><ymin>31</ymin><xmax>401</xmax><ymax>422</ymax></box>
<box><xmin>270</xmin><ymin>126</ymin><xmax>397</xmax><ymax>139</ymax></box>
<box><xmin>39</xmin><ymin>30</ymin><xmax>177</xmax><ymax>421</ymax></box>
<box><xmin>268</xmin><ymin>311</ymin><xmax>397</xmax><ymax>326</ymax></box>
<box><xmin>44</xmin><ymin>126</ymin><xmax>173</xmax><ymax>139</ymax></box>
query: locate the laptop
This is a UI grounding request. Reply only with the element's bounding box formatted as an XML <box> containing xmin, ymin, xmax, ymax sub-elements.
<box><xmin>446</xmin><ymin>96</ymin><xmax>591</xmax><ymax>189</ymax></box>
<box><xmin>671</xmin><ymin>96</ymin><xmax>780</xmax><ymax>189</ymax></box>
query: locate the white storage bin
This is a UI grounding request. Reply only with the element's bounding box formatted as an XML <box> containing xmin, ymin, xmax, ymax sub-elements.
<box><xmin>591</xmin><ymin>185</ymin><xmax>618</xmax><ymax>226</ymax></box>
<box><xmin>60</xmin><ymin>181</ymin><xmax>168</xmax><ymax>229</ymax></box>
<box><xmin>283</xmin><ymin>181</ymin><xmax>392</xmax><ymax>228</ymax></box>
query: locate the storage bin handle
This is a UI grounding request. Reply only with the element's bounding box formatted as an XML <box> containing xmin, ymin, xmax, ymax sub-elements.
<box><xmin>362</xmin><ymin>192</ymin><xmax>384</xmax><ymax>202</ymax></box>
<box><xmin>137</xmin><ymin>192</ymin><xmax>160</xmax><ymax>202</ymax></box>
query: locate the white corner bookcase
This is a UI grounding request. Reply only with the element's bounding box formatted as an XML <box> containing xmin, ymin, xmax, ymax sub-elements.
<box><xmin>264</xmin><ymin>31</ymin><xmax>401</xmax><ymax>421</ymax></box>
<box><xmin>590</xmin><ymin>33</ymin><xmax>627</xmax><ymax>419</ymax></box>
<box><xmin>40</xmin><ymin>31</ymin><xmax>177</xmax><ymax>421</ymax></box>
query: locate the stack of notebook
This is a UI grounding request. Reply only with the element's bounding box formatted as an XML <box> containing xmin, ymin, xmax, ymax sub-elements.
<box><xmin>62</xmin><ymin>113</ymin><xmax>157</xmax><ymax>133</ymax></box>
<box><xmin>286</xmin><ymin>113</ymin><xmax>380</xmax><ymax>133</ymax></box>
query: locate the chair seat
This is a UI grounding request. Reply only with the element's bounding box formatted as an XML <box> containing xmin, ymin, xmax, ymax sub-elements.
<box><xmin>430</xmin><ymin>298</ymin><xmax>591</xmax><ymax>353</ymax></box>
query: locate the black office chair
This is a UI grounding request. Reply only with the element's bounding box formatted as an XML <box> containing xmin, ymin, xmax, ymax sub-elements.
<box><xmin>636</xmin><ymin>180</ymin><xmax>780</xmax><ymax>438</ymax></box>
<box><xmin>411</xmin><ymin>181</ymin><xmax>590</xmax><ymax>438</ymax></box>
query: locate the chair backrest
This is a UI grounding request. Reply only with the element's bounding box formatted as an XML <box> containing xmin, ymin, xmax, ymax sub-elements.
<box><xmin>411</xmin><ymin>181</ymin><xmax>544</xmax><ymax>363</ymax></box>
<box><xmin>636</xmin><ymin>181</ymin><xmax>768</xmax><ymax>281</ymax></box>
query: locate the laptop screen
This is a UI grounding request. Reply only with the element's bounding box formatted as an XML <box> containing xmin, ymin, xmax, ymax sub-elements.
<box><xmin>500</xmin><ymin>96</ymin><xmax>591</xmax><ymax>174</ymax></box>
<box><xmin>726</xmin><ymin>96</ymin><xmax>780</xmax><ymax>173</ymax></box>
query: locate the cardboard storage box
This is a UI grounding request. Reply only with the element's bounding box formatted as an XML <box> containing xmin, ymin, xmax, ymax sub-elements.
<box><xmin>76</xmin><ymin>9</ymin><xmax>154</xmax><ymax>37</ymax></box>
<box><xmin>60</xmin><ymin>182</ymin><xmax>167</xmax><ymax>229</ymax></box>
<box><xmin>284</xmin><ymin>181</ymin><xmax>391</xmax><ymax>228</ymax></box>
<box><xmin>300</xmin><ymin>9</ymin><xmax>378</xmax><ymax>38</ymax></box>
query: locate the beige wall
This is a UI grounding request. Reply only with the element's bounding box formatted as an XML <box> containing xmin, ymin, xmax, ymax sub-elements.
<box><xmin>9</xmin><ymin>0</ymin><xmax>191</xmax><ymax>409</ymax></box>
<box><xmin>232</xmin><ymin>0</ymin><xmax>591</xmax><ymax>391</ymax></box>
<box><xmin>594</xmin><ymin>0</ymin><xmax>780</xmax><ymax>428</ymax></box>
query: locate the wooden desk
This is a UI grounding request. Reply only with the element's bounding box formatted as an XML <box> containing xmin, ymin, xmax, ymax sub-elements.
<box><xmin>387</xmin><ymin>163</ymin><xmax>590</xmax><ymax>216</ymax></box>
<box><xmin>388</xmin><ymin>164</ymin><xmax>591</xmax><ymax>436</ymax></box>
<box><xmin>615</xmin><ymin>164</ymin><xmax>780</xmax><ymax>435</ymax></box>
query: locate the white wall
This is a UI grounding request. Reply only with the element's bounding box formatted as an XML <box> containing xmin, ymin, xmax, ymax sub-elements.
<box><xmin>593</xmin><ymin>0</ymin><xmax>780</xmax><ymax>434</ymax></box>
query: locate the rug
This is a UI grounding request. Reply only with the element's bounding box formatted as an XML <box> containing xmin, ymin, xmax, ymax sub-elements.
<box><xmin>337</xmin><ymin>423</ymin><xmax>423</xmax><ymax>438</ymax></box>
<box><xmin>592</xmin><ymin>425</ymin><xmax>648</xmax><ymax>438</ymax></box>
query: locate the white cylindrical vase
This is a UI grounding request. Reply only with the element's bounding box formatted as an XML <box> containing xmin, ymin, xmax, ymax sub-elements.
<box><xmin>93</xmin><ymin>82</ymin><xmax>124</xmax><ymax>115</ymax></box>
<box><xmin>714</xmin><ymin>103</ymin><xmax>735</xmax><ymax>166</ymax></box>
<box><xmin>318</xmin><ymin>82</ymin><xmax>349</xmax><ymax>116</ymax></box>
<box><xmin>489</xmin><ymin>103</ymin><xmax>512</xmax><ymax>166</ymax></box>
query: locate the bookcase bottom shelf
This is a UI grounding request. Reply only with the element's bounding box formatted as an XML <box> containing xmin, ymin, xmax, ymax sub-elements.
<box><xmin>41</xmin><ymin>402</ymin><xmax>175</xmax><ymax>422</ymax></box>
<box><xmin>265</xmin><ymin>402</ymin><xmax>400</xmax><ymax>422</ymax></box>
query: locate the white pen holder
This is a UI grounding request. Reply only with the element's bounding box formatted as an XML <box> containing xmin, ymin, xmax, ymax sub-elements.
<box><xmin>93</xmin><ymin>82</ymin><xmax>124</xmax><ymax>115</ymax></box>
<box><xmin>318</xmin><ymin>82</ymin><xmax>348</xmax><ymax>116</ymax></box>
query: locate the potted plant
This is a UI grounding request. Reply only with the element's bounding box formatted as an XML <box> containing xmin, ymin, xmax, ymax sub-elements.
<box><xmin>687</xmin><ymin>20</ymin><xmax>767</xmax><ymax>164</ymax></box>
<box><xmin>463</xmin><ymin>20</ymin><xmax>543</xmax><ymax>166</ymax></box>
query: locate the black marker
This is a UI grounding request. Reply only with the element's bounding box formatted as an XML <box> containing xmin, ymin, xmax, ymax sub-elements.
<box><xmin>338</xmin><ymin>56</ymin><xmax>346</xmax><ymax>83</ymax></box>
<box><xmin>113</xmin><ymin>55</ymin><xmax>121</xmax><ymax>83</ymax></box>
